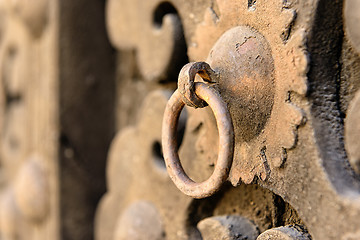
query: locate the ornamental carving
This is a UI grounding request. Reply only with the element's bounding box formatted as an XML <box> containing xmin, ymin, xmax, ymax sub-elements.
<box><xmin>187</xmin><ymin>0</ymin><xmax>308</xmax><ymax>184</ymax></box>
<box><xmin>0</xmin><ymin>0</ymin><xmax>55</xmax><ymax>239</ymax></box>
<box><xmin>106</xmin><ymin>0</ymin><xmax>187</xmax><ymax>82</ymax></box>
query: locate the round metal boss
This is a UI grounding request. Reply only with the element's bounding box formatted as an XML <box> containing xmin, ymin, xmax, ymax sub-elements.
<box><xmin>162</xmin><ymin>82</ymin><xmax>234</xmax><ymax>198</ymax></box>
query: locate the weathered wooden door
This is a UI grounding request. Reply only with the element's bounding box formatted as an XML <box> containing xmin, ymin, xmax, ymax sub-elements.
<box><xmin>1</xmin><ymin>0</ymin><xmax>360</xmax><ymax>240</ymax></box>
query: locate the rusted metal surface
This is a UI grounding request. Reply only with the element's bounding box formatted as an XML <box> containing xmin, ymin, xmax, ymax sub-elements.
<box><xmin>189</xmin><ymin>8</ymin><xmax>308</xmax><ymax>184</ymax></box>
<box><xmin>95</xmin><ymin>0</ymin><xmax>360</xmax><ymax>239</ymax></box>
<box><xmin>2</xmin><ymin>0</ymin><xmax>360</xmax><ymax>239</ymax></box>
<box><xmin>177</xmin><ymin>62</ymin><xmax>218</xmax><ymax>108</ymax></box>
<box><xmin>162</xmin><ymin>82</ymin><xmax>234</xmax><ymax>198</ymax></box>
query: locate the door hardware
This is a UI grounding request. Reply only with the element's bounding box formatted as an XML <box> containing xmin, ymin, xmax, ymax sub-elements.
<box><xmin>162</xmin><ymin>62</ymin><xmax>234</xmax><ymax>199</ymax></box>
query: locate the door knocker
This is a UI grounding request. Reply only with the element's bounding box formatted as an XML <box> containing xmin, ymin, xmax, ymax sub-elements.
<box><xmin>162</xmin><ymin>24</ymin><xmax>306</xmax><ymax>198</ymax></box>
<box><xmin>162</xmin><ymin>62</ymin><xmax>234</xmax><ymax>199</ymax></box>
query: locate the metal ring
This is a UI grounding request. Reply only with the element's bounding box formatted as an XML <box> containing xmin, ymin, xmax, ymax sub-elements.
<box><xmin>177</xmin><ymin>62</ymin><xmax>218</xmax><ymax>108</ymax></box>
<box><xmin>162</xmin><ymin>82</ymin><xmax>234</xmax><ymax>199</ymax></box>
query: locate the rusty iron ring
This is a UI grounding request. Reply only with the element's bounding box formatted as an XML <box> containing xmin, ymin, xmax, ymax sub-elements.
<box><xmin>177</xmin><ymin>62</ymin><xmax>218</xmax><ymax>108</ymax></box>
<box><xmin>162</xmin><ymin>82</ymin><xmax>234</xmax><ymax>199</ymax></box>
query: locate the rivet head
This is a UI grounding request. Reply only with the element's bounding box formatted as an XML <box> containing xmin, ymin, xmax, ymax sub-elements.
<box><xmin>207</xmin><ymin>26</ymin><xmax>275</xmax><ymax>142</ymax></box>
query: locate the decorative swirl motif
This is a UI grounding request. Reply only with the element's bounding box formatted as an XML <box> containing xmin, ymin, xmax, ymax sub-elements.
<box><xmin>95</xmin><ymin>90</ymin><xmax>192</xmax><ymax>240</ymax></box>
<box><xmin>188</xmin><ymin>0</ymin><xmax>308</xmax><ymax>184</ymax></box>
<box><xmin>106</xmin><ymin>0</ymin><xmax>186</xmax><ymax>82</ymax></box>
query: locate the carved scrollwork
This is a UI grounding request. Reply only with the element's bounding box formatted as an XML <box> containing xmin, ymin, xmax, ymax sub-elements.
<box><xmin>95</xmin><ymin>90</ymin><xmax>192</xmax><ymax>240</ymax></box>
<box><xmin>106</xmin><ymin>0</ymin><xmax>187</xmax><ymax>82</ymax></box>
<box><xmin>98</xmin><ymin>0</ymin><xmax>360</xmax><ymax>239</ymax></box>
<box><xmin>188</xmin><ymin>0</ymin><xmax>308</xmax><ymax>184</ymax></box>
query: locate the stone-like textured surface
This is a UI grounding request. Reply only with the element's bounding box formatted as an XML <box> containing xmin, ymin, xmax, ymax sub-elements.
<box><xmin>185</xmin><ymin>0</ymin><xmax>308</xmax><ymax>185</ymax></box>
<box><xmin>1</xmin><ymin>0</ymin><xmax>360</xmax><ymax>239</ymax></box>
<box><xmin>257</xmin><ymin>225</ymin><xmax>311</xmax><ymax>240</ymax></box>
<box><xmin>95</xmin><ymin>90</ymin><xmax>193</xmax><ymax>240</ymax></box>
<box><xmin>198</xmin><ymin>215</ymin><xmax>259</xmax><ymax>240</ymax></box>
<box><xmin>97</xmin><ymin>0</ymin><xmax>360</xmax><ymax>239</ymax></box>
<box><xmin>94</xmin><ymin>0</ymin><xmax>360</xmax><ymax>239</ymax></box>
